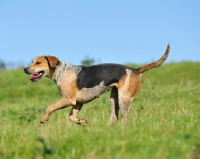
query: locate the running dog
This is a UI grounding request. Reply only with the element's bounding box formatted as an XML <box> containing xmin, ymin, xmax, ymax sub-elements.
<box><xmin>24</xmin><ymin>44</ymin><xmax>170</xmax><ymax>125</ymax></box>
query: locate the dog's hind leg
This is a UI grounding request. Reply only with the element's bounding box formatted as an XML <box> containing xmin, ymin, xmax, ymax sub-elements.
<box><xmin>119</xmin><ymin>98</ymin><xmax>133</xmax><ymax>123</ymax></box>
<box><xmin>107</xmin><ymin>87</ymin><xmax>119</xmax><ymax>125</ymax></box>
<box><xmin>118</xmin><ymin>71</ymin><xmax>141</xmax><ymax>123</ymax></box>
<box><xmin>69</xmin><ymin>104</ymin><xmax>88</xmax><ymax>126</ymax></box>
<box><xmin>118</xmin><ymin>94</ymin><xmax>134</xmax><ymax>123</ymax></box>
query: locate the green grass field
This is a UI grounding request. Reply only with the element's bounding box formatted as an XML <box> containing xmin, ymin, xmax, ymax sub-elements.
<box><xmin>0</xmin><ymin>61</ymin><xmax>200</xmax><ymax>159</ymax></box>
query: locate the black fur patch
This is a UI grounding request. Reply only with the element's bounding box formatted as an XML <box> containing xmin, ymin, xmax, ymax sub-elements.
<box><xmin>77</xmin><ymin>64</ymin><xmax>132</xmax><ymax>89</ymax></box>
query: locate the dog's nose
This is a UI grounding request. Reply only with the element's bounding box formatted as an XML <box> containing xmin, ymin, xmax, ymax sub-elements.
<box><xmin>24</xmin><ymin>67</ymin><xmax>29</xmax><ymax>74</ymax></box>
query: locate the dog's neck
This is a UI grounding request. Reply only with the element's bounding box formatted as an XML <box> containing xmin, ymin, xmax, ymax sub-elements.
<box><xmin>52</xmin><ymin>61</ymin><xmax>82</xmax><ymax>84</ymax></box>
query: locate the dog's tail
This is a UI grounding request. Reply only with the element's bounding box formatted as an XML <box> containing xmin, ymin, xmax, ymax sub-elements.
<box><xmin>137</xmin><ymin>44</ymin><xmax>170</xmax><ymax>74</ymax></box>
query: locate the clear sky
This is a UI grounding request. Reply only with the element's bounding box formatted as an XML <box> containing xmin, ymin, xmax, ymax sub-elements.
<box><xmin>0</xmin><ymin>1</ymin><xmax>200</xmax><ymax>67</ymax></box>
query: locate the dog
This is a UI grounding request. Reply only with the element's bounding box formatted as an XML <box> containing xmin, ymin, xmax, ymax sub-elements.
<box><xmin>24</xmin><ymin>44</ymin><xmax>170</xmax><ymax>126</ymax></box>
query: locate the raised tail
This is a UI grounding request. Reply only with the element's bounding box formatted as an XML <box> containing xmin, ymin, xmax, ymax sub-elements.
<box><xmin>137</xmin><ymin>44</ymin><xmax>170</xmax><ymax>74</ymax></box>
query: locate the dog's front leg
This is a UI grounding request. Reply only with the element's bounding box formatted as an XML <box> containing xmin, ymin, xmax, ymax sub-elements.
<box><xmin>40</xmin><ymin>98</ymin><xmax>76</xmax><ymax>124</ymax></box>
<box><xmin>69</xmin><ymin>104</ymin><xmax>88</xmax><ymax>126</ymax></box>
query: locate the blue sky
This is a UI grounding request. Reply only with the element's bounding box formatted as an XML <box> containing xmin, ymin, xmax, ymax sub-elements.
<box><xmin>0</xmin><ymin>1</ymin><xmax>200</xmax><ymax>67</ymax></box>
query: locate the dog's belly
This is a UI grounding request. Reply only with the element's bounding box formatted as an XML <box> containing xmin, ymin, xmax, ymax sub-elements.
<box><xmin>76</xmin><ymin>81</ymin><xmax>107</xmax><ymax>104</ymax></box>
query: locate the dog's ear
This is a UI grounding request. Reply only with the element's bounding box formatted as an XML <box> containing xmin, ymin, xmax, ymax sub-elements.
<box><xmin>45</xmin><ymin>56</ymin><xmax>59</xmax><ymax>68</ymax></box>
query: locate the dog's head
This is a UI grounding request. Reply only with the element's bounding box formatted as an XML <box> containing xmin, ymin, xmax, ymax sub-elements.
<box><xmin>24</xmin><ymin>56</ymin><xmax>59</xmax><ymax>82</ymax></box>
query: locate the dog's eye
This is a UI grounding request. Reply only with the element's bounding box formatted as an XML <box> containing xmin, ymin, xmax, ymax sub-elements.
<box><xmin>36</xmin><ymin>62</ymin><xmax>41</xmax><ymax>65</ymax></box>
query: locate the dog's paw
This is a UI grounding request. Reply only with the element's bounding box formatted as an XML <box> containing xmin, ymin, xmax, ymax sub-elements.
<box><xmin>40</xmin><ymin>120</ymin><xmax>45</xmax><ymax>124</ymax></box>
<box><xmin>40</xmin><ymin>117</ymin><xmax>49</xmax><ymax>124</ymax></box>
<box><xmin>107</xmin><ymin>116</ymin><xmax>118</xmax><ymax>126</ymax></box>
<box><xmin>77</xmin><ymin>119</ymin><xmax>88</xmax><ymax>126</ymax></box>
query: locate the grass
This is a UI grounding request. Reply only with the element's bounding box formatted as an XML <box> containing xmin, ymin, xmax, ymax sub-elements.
<box><xmin>0</xmin><ymin>61</ymin><xmax>200</xmax><ymax>159</ymax></box>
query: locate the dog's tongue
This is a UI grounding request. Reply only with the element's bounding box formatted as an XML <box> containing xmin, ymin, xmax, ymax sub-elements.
<box><xmin>30</xmin><ymin>73</ymin><xmax>40</xmax><ymax>79</ymax></box>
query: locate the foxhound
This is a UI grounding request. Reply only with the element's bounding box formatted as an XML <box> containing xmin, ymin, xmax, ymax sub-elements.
<box><xmin>24</xmin><ymin>44</ymin><xmax>170</xmax><ymax>126</ymax></box>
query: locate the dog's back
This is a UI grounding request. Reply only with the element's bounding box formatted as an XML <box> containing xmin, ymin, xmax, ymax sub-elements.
<box><xmin>77</xmin><ymin>64</ymin><xmax>138</xmax><ymax>89</ymax></box>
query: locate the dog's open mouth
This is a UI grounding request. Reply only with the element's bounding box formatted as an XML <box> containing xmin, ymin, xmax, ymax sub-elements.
<box><xmin>30</xmin><ymin>71</ymin><xmax>45</xmax><ymax>82</ymax></box>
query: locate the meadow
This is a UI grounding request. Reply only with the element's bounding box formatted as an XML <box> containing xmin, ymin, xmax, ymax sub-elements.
<box><xmin>0</xmin><ymin>61</ymin><xmax>200</xmax><ymax>159</ymax></box>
